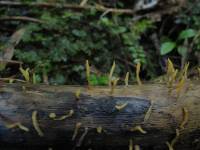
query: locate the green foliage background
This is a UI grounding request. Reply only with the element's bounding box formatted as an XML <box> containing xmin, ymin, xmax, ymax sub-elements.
<box><xmin>0</xmin><ymin>0</ymin><xmax>199</xmax><ymax>85</ymax></box>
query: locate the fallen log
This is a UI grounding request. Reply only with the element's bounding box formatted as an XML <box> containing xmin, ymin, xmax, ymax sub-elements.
<box><xmin>0</xmin><ymin>81</ymin><xmax>200</xmax><ymax>150</ymax></box>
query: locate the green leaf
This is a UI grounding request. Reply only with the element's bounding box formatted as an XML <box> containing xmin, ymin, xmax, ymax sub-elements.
<box><xmin>160</xmin><ymin>42</ymin><xmax>176</xmax><ymax>55</ymax></box>
<box><xmin>179</xmin><ymin>29</ymin><xmax>196</xmax><ymax>40</ymax></box>
<box><xmin>177</xmin><ymin>46</ymin><xmax>187</xmax><ymax>56</ymax></box>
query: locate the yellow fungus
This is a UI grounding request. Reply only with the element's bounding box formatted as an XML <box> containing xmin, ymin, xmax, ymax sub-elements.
<box><xmin>130</xmin><ymin>125</ymin><xmax>147</xmax><ymax>134</ymax></box>
<box><xmin>109</xmin><ymin>61</ymin><xmax>116</xmax><ymax>86</ymax></box>
<box><xmin>198</xmin><ymin>67</ymin><xmax>200</xmax><ymax>77</ymax></box>
<box><xmin>167</xmin><ymin>58</ymin><xmax>175</xmax><ymax>76</ymax></box>
<box><xmin>86</xmin><ymin>60</ymin><xmax>91</xmax><ymax>87</ymax></box>
<box><xmin>180</xmin><ymin>107</ymin><xmax>189</xmax><ymax>130</ymax></box>
<box><xmin>9</xmin><ymin>79</ymin><xmax>14</xmax><ymax>84</ymax></box>
<box><xmin>19</xmin><ymin>67</ymin><xmax>30</xmax><ymax>82</ymax></box>
<box><xmin>144</xmin><ymin>100</ymin><xmax>153</xmax><ymax>123</ymax></box>
<box><xmin>22</xmin><ymin>86</ymin><xmax>26</xmax><ymax>91</ymax></box>
<box><xmin>75</xmin><ymin>89</ymin><xmax>81</xmax><ymax>100</ymax></box>
<box><xmin>49</xmin><ymin>113</ymin><xmax>56</xmax><ymax>119</ymax></box>
<box><xmin>136</xmin><ymin>62</ymin><xmax>142</xmax><ymax>86</ymax></box>
<box><xmin>171</xmin><ymin>129</ymin><xmax>180</xmax><ymax>147</ymax></box>
<box><xmin>32</xmin><ymin>110</ymin><xmax>44</xmax><ymax>137</ymax></box>
<box><xmin>125</xmin><ymin>72</ymin><xmax>129</xmax><ymax>87</ymax></box>
<box><xmin>166</xmin><ymin>142</ymin><xmax>174</xmax><ymax>150</ymax></box>
<box><xmin>72</xmin><ymin>122</ymin><xmax>82</xmax><ymax>140</ymax></box>
<box><xmin>129</xmin><ymin>139</ymin><xmax>133</xmax><ymax>150</ymax></box>
<box><xmin>115</xmin><ymin>103</ymin><xmax>128</xmax><ymax>111</ymax></box>
<box><xmin>6</xmin><ymin>122</ymin><xmax>29</xmax><ymax>132</ymax></box>
<box><xmin>166</xmin><ymin>59</ymin><xmax>178</xmax><ymax>89</ymax></box>
<box><xmin>97</xmin><ymin>126</ymin><xmax>103</xmax><ymax>134</ymax></box>
<box><xmin>176</xmin><ymin>77</ymin><xmax>185</xmax><ymax>97</ymax></box>
<box><xmin>110</xmin><ymin>77</ymin><xmax>119</xmax><ymax>95</ymax></box>
<box><xmin>134</xmin><ymin>145</ymin><xmax>141</xmax><ymax>150</ymax></box>
<box><xmin>182</xmin><ymin>62</ymin><xmax>189</xmax><ymax>79</ymax></box>
<box><xmin>49</xmin><ymin>109</ymin><xmax>74</xmax><ymax>121</ymax></box>
<box><xmin>166</xmin><ymin>129</ymin><xmax>180</xmax><ymax>150</ymax></box>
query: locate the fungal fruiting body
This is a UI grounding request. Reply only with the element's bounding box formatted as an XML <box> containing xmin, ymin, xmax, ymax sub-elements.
<box><xmin>166</xmin><ymin>141</ymin><xmax>174</xmax><ymax>150</ymax></box>
<box><xmin>19</xmin><ymin>67</ymin><xmax>30</xmax><ymax>82</ymax></box>
<box><xmin>176</xmin><ymin>77</ymin><xmax>185</xmax><ymax>97</ymax></box>
<box><xmin>134</xmin><ymin>145</ymin><xmax>141</xmax><ymax>150</ymax></box>
<box><xmin>85</xmin><ymin>60</ymin><xmax>91</xmax><ymax>88</ymax></box>
<box><xmin>144</xmin><ymin>100</ymin><xmax>153</xmax><ymax>123</ymax></box>
<box><xmin>75</xmin><ymin>89</ymin><xmax>81</xmax><ymax>100</ymax></box>
<box><xmin>49</xmin><ymin>109</ymin><xmax>74</xmax><ymax>120</ymax></box>
<box><xmin>129</xmin><ymin>139</ymin><xmax>133</xmax><ymax>150</ymax></box>
<box><xmin>110</xmin><ymin>77</ymin><xmax>119</xmax><ymax>95</ymax></box>
<box><xmin>32</xmin><ymin>110</ymin><xmax>44</xmax><ymax>137</ymax></box>
<box><xmin>77</xmin><ymin>127</ymin><xmax>89</xmax><ymax>147</ymax></box>
<box><xmin>130</xmin><ymin>125</ymin><xmax>147</xmax><ymax>134</ymax></box>
<box><xmin>125</xmin><ymin>72</ymin><xmax>129</xmax><ymax>87</ymax></box>
<box><xmin>96</xmin><ymin>126</ymin><xmax>103</xmax><ymax>134</ymax></box>
<box><xmin>180</xmin><ymin>107</ymin><xmax>189</xmax><ymax>130</ymax></box>
<box><xmin>115</xmin><ymin>102</ymin><xmax>128</xmax><ymax>111</ymax></box>
<box><xmin>136</xmin><ymin>62</ymin><xmax>142</xmax><ymax>86</ymax></box>
<box><xmin>72</xmin><ymin>122</ymin><xmax>82</xmax><ymax>140</ymax></box>
<box><xmin>109</xmin><ymin>61</ymin><xmax>116</xmax><ymax>87</ymax></box>
<box><xmin>182</xmin><ymin>62</ymin><xmax>189</xmax><ymax>79</ymax></box>
<box><xmin>166</xmin><ymin>59</ymin><xmax>177</xmax><ymax>89</ymax></box>
<box><xmin>166</xmin><ymin>129</ymin><xmax>180</xmax><ymax>150</ymax></box>
<box><xmin>6</xmin><ymin>122</ymin><xmax>29</xmax><ymax>132</ymax></box>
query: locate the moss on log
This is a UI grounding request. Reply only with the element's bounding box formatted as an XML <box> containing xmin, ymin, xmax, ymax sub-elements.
<box><xmin>0</xmin><ymin>81</ymin><xmax>200</xmax><ymax>150</ymax></box>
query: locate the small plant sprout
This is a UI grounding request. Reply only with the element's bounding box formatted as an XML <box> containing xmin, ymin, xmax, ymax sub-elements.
<box><xmin>75</xmin><ymin>89</ymin><xmax>81</xmax><ymax>100</ymax></box>
<box><xmin>19</xmin><ymin>67</ymin><xmax>30</xmax><ymax>82</ymax></box>
<box><xmin>6</xmin><ymin>122</ymin><xmax>29</xmax><ymax>132</ymax></box>
<box><xmin>134</xmin><ymin>145</ymin><xmax>141</xmax><ymax>150</ymax></box>
<box><xmin>72</xmin><ymin>122</ymin><xmax>82</xmax><ymax>140</ymax></box>
<box><xmin>180</xmin><ymin>107</ymin><xmax>189</xmax><ymax>130</ymax></box>
<box><xmin>96</xmin><ymin>126</ymin><xmax>103</xmax><ymax>134</ymax></box>
<box><xmin>32</xmin><ymin>110</ymin><xmax>44</xmax><ymax>137</ymax></box>
<box><xmin>130</xmin><ymin>125</ymin><xmax>147</xmax><ymax>134</ymax></box>
<box><xmin>85</xmin><ymin>60</ymin><xmax>91</xmax><ymax>88</ymax></box>
<box><xmin>129</xmin><ymin>139</ymin><xmax>133</xmax><ymax>150</ymax></box>
<box><xmin>136</xmin><ymin>62</ymin><xmax>142</xmax><ymax>86</ymax></box>
<box><xmin>109</xmin><ymin>61</ymin><xmax>116</xmax><ymax>87</ymax></box>
<box><xmin>115</xmin><ymin>102</ymin><xmax>128</xmax><ymax>111</ymax></box>
<box><xmin>110</xmin><ymin>77</ymin><xmax>119</xmax><ymax>95</ymax></box>
<box><xmin>49</xmin><ymin>109</ymin><xmax>74</xmax><ymax>120</ymax></box>
<box><xmin>125</xmin><ymin>72</ymin><xmax>129</xmax><ymax>87</ymax></box>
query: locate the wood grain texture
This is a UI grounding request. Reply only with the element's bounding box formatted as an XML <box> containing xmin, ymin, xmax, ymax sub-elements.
<box><xmin>0</xmin><ymin>81</ymin><xmax>199</xmax><ymax>150</ymax></box>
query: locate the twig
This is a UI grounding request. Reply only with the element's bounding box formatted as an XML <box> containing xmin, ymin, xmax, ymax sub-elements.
<box><xmin>0</xmin><ymin>1</ymin><xmax>134</xmax><ymax>15</ymax></box>
<box><xmin>0</xmin><ymin>16</ymin><xmax>45</xmax><ymax>24</ymax></box>
<box><xmin>0</xmin><ymin>59</ymin><xmax>22</xmax><ymax>64</ymax></box>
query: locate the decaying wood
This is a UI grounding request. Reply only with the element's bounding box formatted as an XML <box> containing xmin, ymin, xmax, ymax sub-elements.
<box><xmin>0</xmin><ymin>80</ymin><xmax>200</xmax><ymax>149</ymax></box>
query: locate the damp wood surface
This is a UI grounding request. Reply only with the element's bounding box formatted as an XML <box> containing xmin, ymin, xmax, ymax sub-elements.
<box><xmin>0</xmin><ymin>81</ymin><xmax>200</xmax><ymax>150</ymax></box>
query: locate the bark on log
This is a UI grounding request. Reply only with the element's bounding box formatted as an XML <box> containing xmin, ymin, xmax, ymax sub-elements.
<box><xmin>0</xmin><ymin>81</ymin><xmax>200</xmax><ymax>150</ymax></box>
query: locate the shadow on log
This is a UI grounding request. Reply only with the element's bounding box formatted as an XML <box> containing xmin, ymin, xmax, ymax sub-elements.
<box><xmin>0</xmin><ymin>81</ymin><xmax>199</xmax><ymax>150</ymax></box>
